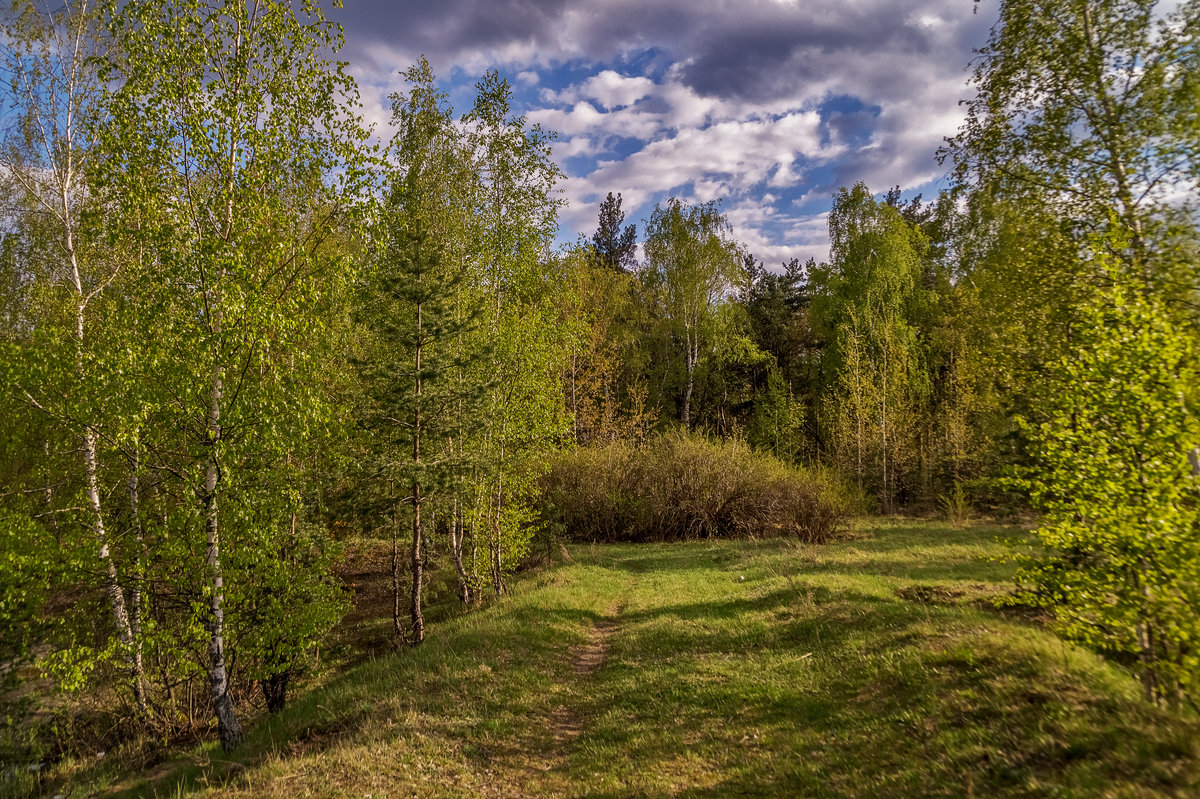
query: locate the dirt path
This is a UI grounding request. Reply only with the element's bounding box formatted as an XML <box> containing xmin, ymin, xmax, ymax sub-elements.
<box><xmin>547</xmin><ymin>612</ymin><xmax>621</xmax><ymax>747</ymax></box>
<box><xmin>570</xmin><ymin>615</ymin><xmax>619</xmax><ymax>677</ymax></box>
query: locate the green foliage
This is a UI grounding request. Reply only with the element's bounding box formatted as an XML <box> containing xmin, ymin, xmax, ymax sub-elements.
<box><xmin>641</xmin><ymin>198</ymin><xmax>747</xmax><ymax>430</ymax></box>
<box><xmin>358</xmin><ymin>187</ymin><xmax>486</xmax><ymax>498</ymax></box>
<box><xmin>230</xmin><ymin>518</ymin><xmax>348</xmax><ymax>684</ymax></box>
<box><xmin>944</xmin><ymin>0</ymin><xmax>1200</xmax><ymax>332</ymax></box>
<box><xmin>744</xmin><ymin>256</ymin><xmax>816</xmax><ymax>394</ymax></box>
<box><xmin>459</xmin><ymin>66</ymin><xmax>574</xmax><ymax>594</ymax></box>
<box><xmin>811</xmin><ymin>184</ymin><xmax>932</xmax><ymax>511</ymax></box>
<box><xmin>590</xmin><ymin>191</ymin><xmax>637</xmax><ymax>271</ymax></box>
<box><xmin>939</xmin><ymin>0</ymin><xmax>1200</xmax><ymax>517</ymax></box>
<box><xmin>465</xmin><ymin>68</ymin><xmax>564</xmax><ymax>311</ymax></box>
<box><xmin>0</xmin><ymin>510</ymin><xmax>53</xmax><ymax>670</ymax></box>
<box><xmin>540</xmin><ymin>431</ymin><xmax>849</xmax><ymax>543</ymax></box>
<box><xmin>945</xmin><ymin>0</ymin><xmax>1198</xmax><ymax>246</ymax></box>
<box><xmin>558</xmin><ymin>248</ymin><xmax>657</xmax><ymax>446</ymax></box>
<box><xmin>747</xmin><ymin>367</ymin><xmax>805</xmax><ymax>462</ymax></box>
<box><xmin>20</xmin><ymin>0</ymin><xmax>373</xmax><ymax>742</ymax></box>
<box><xmin>1010</xmin><ymin>243</ymin><xmax>1200</xmax><ymax>706</ymax></box>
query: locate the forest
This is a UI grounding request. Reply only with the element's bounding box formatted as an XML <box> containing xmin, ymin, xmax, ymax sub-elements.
<box><xmin>1</xmin><ymin>0</ymin><xmax>1199</xmax><ymax>790</ymax></box>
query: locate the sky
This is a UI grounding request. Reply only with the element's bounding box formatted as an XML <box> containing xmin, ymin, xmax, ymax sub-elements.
<box><xmin>326</xmin><ymin>0</ymin><xmax>998</xmax><ymax>268</ymax></box>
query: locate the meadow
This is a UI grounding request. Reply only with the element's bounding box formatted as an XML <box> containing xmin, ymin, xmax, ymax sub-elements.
<box><xmin>54</xmin><ymin>518</ymin><xmax>1198</xmax><ymax>799</ymax></box>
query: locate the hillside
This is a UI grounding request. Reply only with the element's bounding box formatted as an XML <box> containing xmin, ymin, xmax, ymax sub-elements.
<box><xmin>76</xmin><ymin>520</ymin><xmax>1200</xmax><ymax>797</ymax></box>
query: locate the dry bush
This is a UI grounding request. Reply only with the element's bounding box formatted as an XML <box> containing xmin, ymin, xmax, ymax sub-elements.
<box><xmin>541</xmin><ymin>432</ymin><xmax>850</xmax><ymax>543</ymax></box>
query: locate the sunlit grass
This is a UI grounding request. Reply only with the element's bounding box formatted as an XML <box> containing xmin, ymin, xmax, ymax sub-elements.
<box><xmin>59</xmin><ymin>519</ymin><xmax>1200</xmax><ymax>798</ymax></box>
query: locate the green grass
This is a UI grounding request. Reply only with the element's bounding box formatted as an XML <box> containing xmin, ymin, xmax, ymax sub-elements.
<box><xmin>55</xmin><ymin>520</ymin><xmax>1200</xmax><ymax>797</ymax></box>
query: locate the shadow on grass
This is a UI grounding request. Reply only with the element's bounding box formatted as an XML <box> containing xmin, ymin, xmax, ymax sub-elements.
<box><xmin>96</xmin><ymin>523</ymin><xmax>1200</xmax><ymax>799</ymax></box>
<box><xmin>106</xmin><ymin>603</ymin><xmax>607</xmax><ymax>799</ymax></box>
<box><xmin>574</xmin><ymin>522</ymin><xmax>1025</xmax><ymax>584</ymax></box>
<box><xmin>560</xmin><ymin>583</ymin><xmax>1200</xmax><ymax>799</ymax></box>
<box><xmin>799</xmin><ymin>555</ymin><xmax>1013</xmax><ymax>583</ymax></box>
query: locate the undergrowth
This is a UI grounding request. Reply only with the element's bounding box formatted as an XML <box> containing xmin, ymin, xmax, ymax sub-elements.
<box><xmin>541</xmin><ymin>431</ymin><xmax>852</xmax><ymax>543</ymax></box>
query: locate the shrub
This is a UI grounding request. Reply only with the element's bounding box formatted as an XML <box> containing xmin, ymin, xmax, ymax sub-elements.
<box><xmin>938</xmin><ymin>481</ymin><xmax>972</xmax><ymax>529</ymax></box>
<box><xmin>1009</xmin><ymin>250</ymin><xmax>1200</xmax><ymax>708</ymax></box>
<box><xmin>540</xmin><ymin>431</ymin><xmax>850</xmax><ymax>543</ymax></box>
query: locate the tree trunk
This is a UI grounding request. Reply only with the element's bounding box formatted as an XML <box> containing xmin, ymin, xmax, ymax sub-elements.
<box><xmin>261</xmin><ymin>670</ymin><xmax>290</xmax><ymax>714</ymax></box>
<box><xmin>570</xmin><ymin>350</ymin><xmax>579</xmax><ymax>444</ymax></box>
<box><xmin>492</xmin><ymin>432</ymin><xmax>507</xmax><ymax>596</ymax></box>
<box><xmin>84</xmin><ymin>427</ymin><xmax>143</xmax><ymax>704</ymax></box>
<box><xmin>204</xmin><ymin>354</ymin><xmax>242</xmax><ymax>751</ymax></box>
<box><xmin>450</xmin><ymin>501</ymin><xmax>472</xmax><ymax>604</ymax></box>
<box><xmin>491</xmin><ymin>529</ymin><xmax>504</xmax><ymax>595</ymax></box>
<box><xmin>1079</xmin><ymin>4</ymin><xmax>1147</xmax><ymax>267</ymax></box>
<box><xmin>410</xmin><ymin>491</ymin><xmax>425</xmax><ymax>645</ymax></box>
<box><xmin>491</xmin><ymin>477</ymin><xmax>505</xmax><ymax>596</ymax></box>
<box><xmin>69</xmin><ymin>211</ymin><xmax>145</xmax><ymax>719</ymax></box>
<box><xmin>42</xmin><ymin>440</ymin><xmax>52</xmax><ymax>507</ymax></box>
<box><xmin>682</xmin><ymin>328</ymin><xmax>697</xmax><ymax>430</ymax></box>
<box><xmin>391</xmin><ymin>500</ymin><xmax>404</xmax><ymax>640</ymax></box>
<box><xmin>126</xmin><ymin>460</ymin><xmax>149</xmax><ymax>716</ymax></box>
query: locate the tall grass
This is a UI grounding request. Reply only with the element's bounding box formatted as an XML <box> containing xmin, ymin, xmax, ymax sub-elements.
<box><xmin>540</xmin><ymin>431</ymin><xmax>850</xmax><ymax>543</ymax></box>
<box><xmin>939</xmin><ymin>481</ymin><xmax>973</xmax><ymax>528</ymax></box>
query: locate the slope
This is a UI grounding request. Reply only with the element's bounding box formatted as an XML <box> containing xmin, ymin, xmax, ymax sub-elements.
<box><xmin>104</xmin><ymin>519</ymin><xmax>1199</xmax><ymax>798</ymax></box>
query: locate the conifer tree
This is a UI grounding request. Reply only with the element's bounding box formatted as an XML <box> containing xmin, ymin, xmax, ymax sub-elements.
<box><xmin>591</xmin><ymin>191</ymin><xmax>638</xmax><ymax>272</ymax></box>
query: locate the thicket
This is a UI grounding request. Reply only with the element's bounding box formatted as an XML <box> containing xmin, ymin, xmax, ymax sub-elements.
<box><xmin>541</xmin><ymin>432</ymin><xmax>850</xmax><ymax>543</ymax></box>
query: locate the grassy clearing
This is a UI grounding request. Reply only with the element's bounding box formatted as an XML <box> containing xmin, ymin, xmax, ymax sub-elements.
<box><xmin>49</xmin><ymin>519</ymin><xmax>1200</xmax><ymax>797</ymax></box>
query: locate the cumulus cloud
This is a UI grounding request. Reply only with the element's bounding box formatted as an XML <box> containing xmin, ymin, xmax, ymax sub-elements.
<box><xmin>324</xmin><ymin>0</ymin><xmax>996</xmax><ymax>265</ymax></box>
<box><xmin>573</xmin><ymin>71</ymin><xmax>656</xmax><ymax>110</ymax></box>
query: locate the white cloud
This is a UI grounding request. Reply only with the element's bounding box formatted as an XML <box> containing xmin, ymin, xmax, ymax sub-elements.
<box><xmin>329</xmin><ymin>0</ymin><xmax>998</xmax><ymax>264</ymax></box>
<box><xmin>576</xmin><ymin>70</ymin><xmax>655</xmax><ymax>110</ymax></box>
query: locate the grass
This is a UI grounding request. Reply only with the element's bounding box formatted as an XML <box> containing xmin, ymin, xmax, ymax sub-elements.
<box><xmin>43</xmin><ymin>519</ymin><xmax>1200</xmax><ymax>797</ymax></box>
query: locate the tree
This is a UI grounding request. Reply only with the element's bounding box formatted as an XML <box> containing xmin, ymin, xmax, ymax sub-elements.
<box><xmin>745</xmin><ymin>257</ymin><xmax>815</xmax><ymax>389</ymax></box>
<box><xmin>1011</xmin><ymin>239</ymin><xmax>1200</xmax><ymax>707</ymax></box>
<box><xmin>641</xmin><ymin>198</ymin><xmax>745</xmax><ymax>430</ymax></box>
<box><xmin>810</xmin><ymin>184</ymin><xmax>930</xmax><ymax>511</ymax></box>
<box><xmin>558</xmin><ymin>244</ymin><xmax>656</xmax><ymax>447</ymax></box>
<box><xmin>463</xmin><ymin>69</ymin><xmax>571</xmax><ymax>596</ymax></box>
<box><xmin>465</xmin><ymin>68</ymin><xmax>563</xmax><ymax>319</ymax></box>
<box><xmin>744</xmin><ymin>257</ymin><xmax>822</xmax><ymax>459</ymax></box>
<box><xmin>0</xmin><ymin>0</ymin><xmax>151</xmax><ymax>714</ymax></box>
<box><xmin>102</xmin><ymin>0</ymin><xmax>367</xmax><ymax>749</ymax></box>
<box><xmin>943</xmin><ymin>0</ymin><xmax>1200</xmax><ymax>282</ymax></box>
<box><xmin>746</xmin><ymin>367</ymin><xmax>805</xmax><ymax>462</ymax></box>
<box><xmin>360</xmin><ymin>217</ymin><xmax>479</xmax><ymax>645</ymax></box>
<box><xmin>591</xmin><ymin>191</ymin><xmax>637</xmax><ymax>271</ymax></box>
<box><xmin>942</xmin><ymin>0</ymin><xmax>1200</xmax><ymax>516</ymax></box>
<box><xmin>357</xmin><ymin>57</ymin><xmax>489</xmax><ymax>642</ymax></box>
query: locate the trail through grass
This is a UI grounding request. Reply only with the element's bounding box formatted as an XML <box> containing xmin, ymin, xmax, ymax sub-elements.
<box><xmin>79</xmin><ymin>520</ymin><xmax>1200</xmax><ymax>797</ymax></box>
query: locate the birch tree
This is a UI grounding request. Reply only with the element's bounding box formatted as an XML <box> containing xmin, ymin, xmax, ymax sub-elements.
<box><xmin>101</xmin><ymin>0</ymin><xmax>367</xmax><ymax>749</ymax></box>
<box><xmin>0</xmin><ymin>0</ymin><xmax>150</xmax><ymax>714</ymax></box>
<box><xmin>463</xmin><ymin>70</ymin><xmax>571</xmax><ymax>596</ymax></box>
<box><xmin>641</xmin><ymin>198</ymin><xmax>745</xmax><ymax>430</ymax></box>
<box><xmin>811</xmin><ymin>184</ymin><xmax>930</xmax><ymax>512</ymax></box>
<box><xmin>944</xmin><ymin>0</ymin><xmax>1200</xmax><ymax>282</ymax></box>
<box><xmin>1012</xmin><ymin>239</ymin><xmax>1200</xmax><ymax>706</ymax></box>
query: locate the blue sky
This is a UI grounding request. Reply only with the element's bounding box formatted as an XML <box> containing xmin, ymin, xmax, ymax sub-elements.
<box><xmin>329</xmin><ymin>0</ymin><xmax>997</xmax><ymax>268</ymax></box>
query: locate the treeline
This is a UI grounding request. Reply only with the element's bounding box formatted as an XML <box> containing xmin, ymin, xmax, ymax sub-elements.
<box><xmin>1</xmin><ymin>0</ymin><xmax>1199</xmax><ymax>767</ymax></box>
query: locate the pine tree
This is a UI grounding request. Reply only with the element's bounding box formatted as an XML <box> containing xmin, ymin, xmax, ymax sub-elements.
<box><xmin>591</xmin><ymin>191</ymin><xmax>638</xmax><ymax>271</ymax></box>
